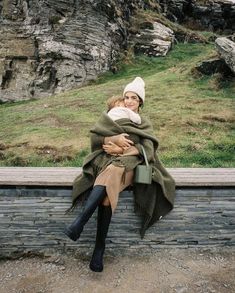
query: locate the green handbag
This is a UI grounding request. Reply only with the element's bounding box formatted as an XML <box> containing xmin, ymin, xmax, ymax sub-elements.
<box><xmin>134</xmin><ymin>145</ymin><xmax>152</xmax><ymax>184</ymax></box>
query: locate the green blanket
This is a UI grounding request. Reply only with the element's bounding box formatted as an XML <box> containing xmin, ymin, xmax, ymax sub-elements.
<box><xmin>71</xmin><ymin>112</ymin><xmax>175</xmax><ymax>238</ymax></box>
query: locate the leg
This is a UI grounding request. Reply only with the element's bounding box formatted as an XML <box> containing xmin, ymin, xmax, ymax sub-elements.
<box><xmin>89</xmin><ymin>204</ymin><xmax>112</xmax><ymax>272</ymax></box>
<box><xmin>94</xmin><ymin>164</ymin><xmax>134</xmax><ymax>212</ymax></box>
<box><xmin>64</xmin><ymin>185</ymin><xmax>106</xmax><ymax>241</ymax></box>
<box><xmin>102</xmin><ymin>196</ymin><xmax>110</xmax><ymax>206</ymax></box>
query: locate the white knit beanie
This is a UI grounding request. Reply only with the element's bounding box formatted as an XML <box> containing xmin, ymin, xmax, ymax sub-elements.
<box><xmin>123</xmin><ymin>77</ymin><xmax>145</xmax><ymax>103</ymax></box>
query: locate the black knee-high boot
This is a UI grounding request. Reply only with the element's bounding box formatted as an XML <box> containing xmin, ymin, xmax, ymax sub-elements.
<box><xmin>64</xmin><ymin>185</ymin><xmax>106</xmax><ymax>241</ymax></box>
<box><xmin>89</xmin><ymin>205</ymin><xmax>112</xmax><ymax>272</ymax></box>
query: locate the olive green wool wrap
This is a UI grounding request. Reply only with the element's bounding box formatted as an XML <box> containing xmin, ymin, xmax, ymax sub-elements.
<box><xmin>71</xmin><ymin>112</ymin><xmax>175</xmax><ymax>238</ymax></box>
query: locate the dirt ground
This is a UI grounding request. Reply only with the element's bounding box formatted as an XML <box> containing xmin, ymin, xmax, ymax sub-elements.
<box><xmin>0</xmin><ymin>248</ymin><xmax>234</xmax><ymax>293</ymax></box>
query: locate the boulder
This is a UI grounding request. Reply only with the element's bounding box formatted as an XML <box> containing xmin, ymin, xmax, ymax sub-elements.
<box><xmin>131</xmin><ymin>22</ymin><xmax>175</xmax><ymax>57</ymax></box>
<box><xmin>158</xmin><ymin>0</ymin><xmax>235</xmax><ymax>33</ymax></box>
<box><xmin>195</xmin><ymin>58</ymin><xmax>233</xmax><ymax>76</ymax></box>
<box><xmin>215</xmin><ymin>37</ymin><xmax>235</xmax><ymax>74</ymax></box>
<box><xmin>191</xmin><ymin>1</ymin><xmax>235</xmax><ymax>32</ymax></box>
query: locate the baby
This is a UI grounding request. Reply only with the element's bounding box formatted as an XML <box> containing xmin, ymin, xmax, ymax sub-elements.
<box><xmin>104</xmin><ymin>96</ymin><xmax>141</xmax><ymax>156</ymax></box>
<box><xmin>106</xmin><ymin>96</ymin><xmax>141</xmax><ymax>125</ymax></box>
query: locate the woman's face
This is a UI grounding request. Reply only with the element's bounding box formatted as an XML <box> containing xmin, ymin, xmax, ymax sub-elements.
<box><xmin>123</xmin><ymin>92</ymin><xmax>140</xmax><ymax>113</ymax></box>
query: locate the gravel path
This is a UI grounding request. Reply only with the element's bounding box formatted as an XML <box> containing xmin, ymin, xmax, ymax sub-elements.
<box><xmin>0</xmin><ymin>248</ymin><xmax>234</xmax><ymax>293</ymax></box>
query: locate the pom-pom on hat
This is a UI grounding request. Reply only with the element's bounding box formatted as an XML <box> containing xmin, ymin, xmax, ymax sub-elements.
<box><xmin>123</xmin><ymin>77</ymin><xmax>145</xmax><ymax>103</ymax></box>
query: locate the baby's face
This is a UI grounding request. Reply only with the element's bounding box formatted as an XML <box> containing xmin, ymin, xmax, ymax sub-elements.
<box><xmin>115</xmin><ymin>100</ymin><xmax>125</xmax><ymax>107</ymax></box>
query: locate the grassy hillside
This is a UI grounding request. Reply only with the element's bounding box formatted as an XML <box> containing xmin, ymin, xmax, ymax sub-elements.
<box><xmin>0</xmin><ymin>42</ymin><xmax>234</xmax><ymax>167</ymax></box>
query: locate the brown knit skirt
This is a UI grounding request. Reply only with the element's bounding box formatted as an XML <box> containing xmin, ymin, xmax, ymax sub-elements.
<box><xmin>94</xmin><ymin>164</ymin><xmax>134</xmax><ymax>213</ymax></box>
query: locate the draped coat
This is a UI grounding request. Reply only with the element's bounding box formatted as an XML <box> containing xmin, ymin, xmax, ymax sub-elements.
<box><xmin>71</xmin><ymin>112</ymin><xmax>175</xmax><ymax>237</ymax></box>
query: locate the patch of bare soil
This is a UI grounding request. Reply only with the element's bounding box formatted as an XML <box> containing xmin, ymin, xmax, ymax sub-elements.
<box><xmin>0</xmin><ymin>248</ymin><xmax>234</xmax><ymax>293</ymax></box>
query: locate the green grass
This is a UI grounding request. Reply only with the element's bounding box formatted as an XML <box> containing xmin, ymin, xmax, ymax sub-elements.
<box><xmin>0</xmin><ymin>42</ymin><xmax>234</xmax><ymax>167</ymax></box>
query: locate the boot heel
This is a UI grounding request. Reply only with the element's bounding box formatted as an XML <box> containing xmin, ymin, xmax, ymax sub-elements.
<box><xmin>89</xmin><ymin>205</ymin><xmax>112</xmax><ymax>272</ymax></box>
<box><xmin>64</xmin><ymin>227</ymin><xmax>80</xmax><ymax>241</ymax></box>
<box><xmin>89</xmin><ymin>248</ymin><xmax>105</xmax><ymax>272</ymax></box>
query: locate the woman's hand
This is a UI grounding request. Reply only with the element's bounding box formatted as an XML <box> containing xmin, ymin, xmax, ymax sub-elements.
<box><xmin>103</xmin><ymin>142</ymin><xmax>123</xmax><ymax>156</ymax></box>
<box><xmin>104</xmin><ymin>133</ymin><xmax>133</xmax><ymax>148</ymax></box>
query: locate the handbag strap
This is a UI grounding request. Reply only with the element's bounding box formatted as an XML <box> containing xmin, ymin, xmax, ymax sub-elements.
<box><xmin>140</xmin><ymin>145</ymin><xmax>149</xmax><ymax>167</ymax></box>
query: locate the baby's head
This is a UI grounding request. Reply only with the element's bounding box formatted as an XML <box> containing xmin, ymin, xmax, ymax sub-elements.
<box><xmin>106</xmin><ymin>96</ymin><xmax>125</xmax><ymax>111</ymax></box>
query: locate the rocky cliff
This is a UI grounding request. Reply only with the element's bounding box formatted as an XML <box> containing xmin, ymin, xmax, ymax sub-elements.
<box><xmin>0</xmin><ymin>0</ymin><xmax>234</xmax><ymax>102</ymax></box>
<box><xmin>159</xmin><ymin>0</ymin><xmax>235</xmax><ymax>33</ymax></box>
<box><xmin>0</xmin><ymin>0</ymin><xmax>149</xmax><ymax>102</ymax></box>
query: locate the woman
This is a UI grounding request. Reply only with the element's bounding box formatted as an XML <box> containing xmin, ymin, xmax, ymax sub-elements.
<box><xmin>65</xmin><ymin>77</ymin><xmax>175</xmax><ymax>272</ymax></box>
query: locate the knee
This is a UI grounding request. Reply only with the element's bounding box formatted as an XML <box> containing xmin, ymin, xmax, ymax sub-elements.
<box><xmin>102</xmin><ymin>196</ymin><xmax>110</xmax><ymax>206</ymax></box>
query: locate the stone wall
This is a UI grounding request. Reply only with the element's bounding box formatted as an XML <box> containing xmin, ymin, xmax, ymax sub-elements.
<box><xmin>0</xmin><ymin>186</ymin><xmax>234</xmax><ymax>258</ymax></box>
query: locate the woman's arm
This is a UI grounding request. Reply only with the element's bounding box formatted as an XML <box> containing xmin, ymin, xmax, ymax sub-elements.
<box><xmin>91</xmin><ymin>132</ymin><xmax>134</xmax><ymax>155</ymax></box>
<box><xmin>90</xmin><ymin>133</ymin><xmax>105</xmax><ymax>152</ymax></box>
<box><xmin>103</xmin><ymin>143</ymin><xmax>140</xmax><ymax>157</ymax></box>
<box><xmin>104</xmin><ymin>133</ymin><xmax>134</xmax><ymax>148</ymax></box>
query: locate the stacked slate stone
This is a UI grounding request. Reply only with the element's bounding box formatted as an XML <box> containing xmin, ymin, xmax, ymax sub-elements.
<box><xmin>0</xmin><ymin>186</ymin><xmax>234</xmax><ymax>258</ymax></box>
